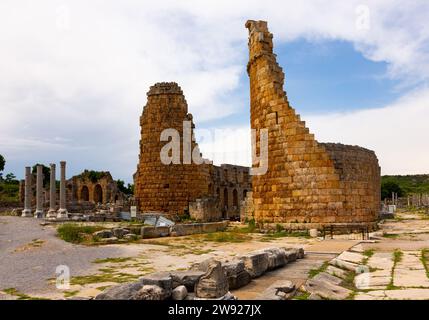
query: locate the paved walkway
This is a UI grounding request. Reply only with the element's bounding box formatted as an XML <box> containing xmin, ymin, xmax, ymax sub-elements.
<box><xmin>232</xmin><ymin>252</ymin><xmax>336</xmax><ymax>299</ymax></box>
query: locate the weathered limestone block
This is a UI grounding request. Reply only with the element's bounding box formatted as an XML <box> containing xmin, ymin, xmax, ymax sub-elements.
<box><xmin>93</xmin><ymin>230</ymin><xmax>113</xmax><ymax>238</ymax></box>
<box><xmin>240</xmin><ymin>251</ymin><xmax>269</xmax><ymax>278</ymax></box>
<box><xmin>195</xmin><ymin>261</ymin><xmax>229</xmax><ymax>299</ymax></box>
<box><xmin>139</xmin><ymin>272</ymin><xmax>173</xmax><ymax>295</ymax></box>
<box><xmin>169</xmin><ymin>270</ymin><xmax>205</xmax><ymax>292</ymax></box>
<box><xmin>257</xmin><ymin>280</ymin><xmax>295</xmax><ymax>300</ymax></box>
<box><xmin>132</xmin><ymin>285</ymin><xmax>170</xmax><ymax>300</ymax></box>
<box><xmin>264</xmin><ymin>248</ymin><xmax>288</xmax><ymax>270</ymax></box>
<box><xmin>313</xmin><ymin>272</ymin><xmax>343</xmax><ymax>286</ymax></box>
<box><xmin>112</xmin><ymin>227</ymin><xmax>130</xmax><ymax>239</ymax></box>
<box><xmin>172</xmin><ymin>285</ymin><xmax>188</xmax><ymax>300</ymax></box>
<box><xmin>99</xmin><ymin>237</ymin><xmax>118</xmax><ymax>244</ymax></box>
<box><xmin>141</xmin><ymin>226</ymin><xmax>170</xmax><ymax>238</ymax></box>
<box><xmin>95</xmin><ymin>282</ymin><xmax>143</xmax><ymax>300</ymax></box>
<box><xmin>304</xmin><ymin>278</ymin><xmax>352</xmax><ymax>300</ymax></box>
<box><xmin>326</xmin><ymin>265</ymin><xmax>348</xmax><ymax>279</ymax></box>
<box><xmin>329</xmin><ymin>258</ymin><xmax>359</xmax><ymax>272</ymax></box>
<box><xmin>223</xmin><ymin>260</ymin><xmax>251</xmax><ymax>290</ymax></box>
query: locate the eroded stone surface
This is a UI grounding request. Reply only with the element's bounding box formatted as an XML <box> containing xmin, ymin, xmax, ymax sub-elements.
<box><xmin>195</xmin><ymin>260</ymin><xmax>229</xmax><ymax>299</ymax></box>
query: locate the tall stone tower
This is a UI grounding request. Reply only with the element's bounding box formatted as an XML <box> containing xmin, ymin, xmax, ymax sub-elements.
<box><xmin>134</xmin><ymin>82</ymin><xmax>210</xmax><ymax>216</ymax></box>
<box><xmin>245</xmin><ymin>20</ymin><xmax>380</xmax><ymax>229</ymax></box>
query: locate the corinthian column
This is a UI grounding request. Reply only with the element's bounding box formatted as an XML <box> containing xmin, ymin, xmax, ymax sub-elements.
<box><xmin>34</xmin><ymin>165</ymin><xmax>44</xmax><ymax>218</ymax></box>
<box><xmin>47</xmin><ymin>163</ymin><xmax>57</xmax><ymax>219</ymax></box>
<box><xmin>21</xmin><ymin>166</ymin><xmax>33</xmax><ymax>217</ymax></box>
<box><xmin>57</xmin><ymin>161</ymin><xmax>68</xmax><ymax>219</ymax></box>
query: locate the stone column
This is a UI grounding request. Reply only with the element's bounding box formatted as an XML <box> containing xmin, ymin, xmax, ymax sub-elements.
<box><xmin>57</xmin><ymin>161</ymin><xmax>68</xmax><ymax>218</ymax></box>
<box><xmin>47</xmin><ymin>163</ymin><xmax>57</xmax><ymax>219</ymax></box>
<box><xmin>34</xmin><ymin>165</ymin><xmax>44</xmax><ymax>218</ymax></box>
<box><xmin>21</xmin><ymin>166</ymin><xmax>33</xmax><ymax>217</ymax></box>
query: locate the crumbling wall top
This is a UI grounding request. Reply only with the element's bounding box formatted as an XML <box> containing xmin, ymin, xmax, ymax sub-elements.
<box><xmin>147</xmin><ymin>82</ymin><xmax>183</xmax><ymax>96</ymax></box>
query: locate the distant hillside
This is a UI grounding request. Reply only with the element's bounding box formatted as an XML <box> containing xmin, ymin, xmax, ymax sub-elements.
<box><xmin>382</xmin><ymin>175</ymin><xmax>429</xmax><ymax>195</ymax></box>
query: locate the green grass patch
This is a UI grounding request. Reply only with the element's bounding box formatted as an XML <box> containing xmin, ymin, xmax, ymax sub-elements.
<box><xmin>93</xmin><ymin>257</ymin><xmax>134</xmax><ymax>264</ymax></box>
<box><xmin>420</xmin><ymin>249</ymin><xmax>429</xmax><ymax>278</ymax></box>
<box><xmin>293</xmin><ymin>290</ymin><xmax>311</xmax><ymax>300</ymax></box>
<box><xmin>203</xmin><ymin>232</ymin><xmax>251</xmax><ymax>243</ymax></box>
<box><xmin>263</xmin><ymin>230</ymin><xmax>310</xmax><ymax>240</ymax></box>
<box><xmin>57</xmin><ymin>223</ymin><xmax>104</xmax><ymax>244</ymax></box>
<box><xmin>308</xmin><ymin>261</ymin><xmax>329</xmax><ymax>279</ymax></box>
<box><xmin>70</xmin><ymin>272</ymin><xmax>140</xmax><ymax>285</ymax></box>
<box><xmin>386</xmin><ymin>249</ymin><xmax>403</xmax><ymax>290</ymax></box>
<box><xmin>382</xmin><ymin>233</ymin><xmax>399</xmax><ymax>239</ymax></box>
<box><xmin>2</xmin><ymin>288</ymin><xmax>48</xmax><ymax>300</ymax></box>
<box><xmin>63</xmin><ymin>290</ymin><xmax>79</xmax><ymax>298</ymax></box>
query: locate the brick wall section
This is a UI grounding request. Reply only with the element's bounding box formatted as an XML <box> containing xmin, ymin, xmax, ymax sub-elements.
<box><xmin>245</xmin><ymin>20</ymin><xmax>380</xmax><ymax>227</ymax></box>
<box><xmin>135</xmin><ymin>83</ymin><xmax>252</xmax><ymax>219</ymax></box>
<box><xmin>134</xmin><ymin>83</ymin><xmax>211</xmax><ymax>216</ymax></box>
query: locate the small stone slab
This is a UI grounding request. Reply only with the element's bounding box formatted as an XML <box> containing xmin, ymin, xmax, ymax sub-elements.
<box><xmin>326</xmin><ymin>265</ymin><xmax>348</xmax><ymax>279</ymax></box>
<box><xmin>336</xmin><ymin>251</ymin><xmax>364</xmax><ymax>264</ymax></box>
<box><xmin>313</xmin><ymin>272</ymin><xmax>343</xmax><ymax>286</ymax></box>
<box><xmin>329</xmin><ymin>258</ymin><xmax>359</xmax><ymax>272</ymax></box>
<box><xmin>304</xmin><ymin>278</ymin><xmax>352</xmax><ymax>300</ymax></box>
<box><xmin>385</xmin><ymin>288</ymin><xmax>429</xmax><ymax>300</ymax></box>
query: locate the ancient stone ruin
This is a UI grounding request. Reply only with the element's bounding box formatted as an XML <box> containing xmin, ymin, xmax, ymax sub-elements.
<box><xmin>245</xmin><ymin>20</ymin><xmax>380</xmax><ymax>229</ymax></box>
<box><xmin>134</xmin><ymin>83</ymin><xmax>251</xmax><ymax>220</ymax></box>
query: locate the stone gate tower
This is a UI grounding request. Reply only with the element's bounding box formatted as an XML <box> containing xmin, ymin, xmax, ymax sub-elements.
<box><xmin>245</xmin><ymin>20</ymin><xmax>380</xmax><ymax>229</ymax></box>
<box><xmin>134</xmin><ymin>83</ymin><xmax>210</xmax><ymax>216</ymax></box>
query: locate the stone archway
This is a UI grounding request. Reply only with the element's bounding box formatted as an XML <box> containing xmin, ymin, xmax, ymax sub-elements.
<box><xmin>94</xmin><ymin>184</ymin><xmax>103</xmax><ymax>204</ymax></box>
<box><xmin>233</xmin><ymin>189</ymin><xmax>238</xmax><ymax>207</ymax></box>
<box><xmin>80</xmin><ymin>185</ymin><xmax>89</xmax><ymax>202</ymax></box>
<box><xmin>223</xmin><ymin>188</ymin><xmax>228</xmax><ymax>209</ymax></box>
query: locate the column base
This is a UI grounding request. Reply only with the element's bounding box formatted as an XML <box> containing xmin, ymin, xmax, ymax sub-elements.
<box><xmin>21</xmin><ymin>209</ymin><xmax>33</xmax><ymax>217</ymax></box>
<box><xmin>46</xmin><ymin>209</ymin><xmax>57</xmax><ymax>219</ymax></box>
<box><xmin>34</xmin><ymin>210</ymin><xmax>44</xmax><ymax>219</ymax></box>
<box><xmin>57</xmin><ymin>209</ymin><xmax>68</xmax><ymax>219</ymax></box>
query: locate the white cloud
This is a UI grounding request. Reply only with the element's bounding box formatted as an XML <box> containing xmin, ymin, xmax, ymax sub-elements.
<box><xmin>0</xmin><ymin>0</ymin><xmax>428</xmax><ymax>181</ymax></box>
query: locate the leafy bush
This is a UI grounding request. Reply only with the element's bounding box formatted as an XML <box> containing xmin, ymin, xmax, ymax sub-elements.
<box><xmin>57</xmin><ymin>223</ymin><xmax>104</xmax><ymax>243</ymax></box>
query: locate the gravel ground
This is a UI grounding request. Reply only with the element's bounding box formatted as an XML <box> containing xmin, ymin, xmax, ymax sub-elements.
<box><xmin>0</xmin><ymin>216</ymin><xmax>142</xmax><ymax>297</ymax></box>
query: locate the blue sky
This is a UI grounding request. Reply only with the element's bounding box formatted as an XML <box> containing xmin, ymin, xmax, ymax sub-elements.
<box><xmin>1</xmin><ymin>1</ymin><xmax>429</xmax><ymax>183</ymax></box>
<box><xmin>203</xmin><ymin>39</ymin><xmax>405</xmax><ymax>130</ymax></box>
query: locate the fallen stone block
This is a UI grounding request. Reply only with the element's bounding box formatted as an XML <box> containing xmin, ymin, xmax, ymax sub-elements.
<box><xmin>337</xmin><ymin>251</ymin><xmax>364</xmax><ymax>264</ymax></box>
<box><xmin>304</xmin><ymin>278</ymin><xmax>352</xmax><ymax>300</ymax></box>
<box><xmin>141</xmin><ymin>226</ymin><xmax>170</xmax><ymax>238</ymax></box>
<box><xmin>312</xmin><ymin>272</ymin><xmax>343</xmax><ymax>286</ymax></box>
<box><xmin>99</xmin><ymin>237</ymin><xmax>118</xmax><ymax>244</ymax></box>
<box><xmin>223</xmin><ymin>260</ymin><xmax>251</xmax><ymax>290</ymax></box>
<box><xmin>329</xmin><ymin>258</ymin><xmax>359</xmax><ymax>272</ymax></box>
<box><xmin>139</xmin><ymin>272</ymin><xmax>173</xmax><ymax>295</ymax></box>
<box><xmin>172</xmin><ymin>285</ymin><xmax>188</xmax><ymax>300</ymax></box>
<box><xmin>123</xmin><ymin>233</ymin><xmax>138</xmax><ymax>241</ymax></box>
<box><xmin>95</xmin><ymin>282</ymin><xmax>143</xmax><ymax>300</ymax></box>
<box><xmin>169</xmin><ymin>270</ymin><xmax>205</xmax><ymax>292</ymax></box>
<box><xmin>112</xmin><ymin>227</ymin><xmax>130</xmax><ymax>239</ymax></box>
<box><xmin>195</xmin><ymin>260</ymin><xmax>229</xmax><ymax>299</ymax></box>
<box><xmin>93</xmin><ymin>230</ymin><xmax>113</xmax><ymax>239</ymax></box>
<box><xmin>326</xmin><ymin>265</ymin><xmax>348</xmax><ymax>279</ymax></box>
<box><xmin>240</xmin><ymin>251</ymin><xmax>269</xmax><ymax>278</ymax></box>
<box><xmin>264</xmin><ymin>248</ymin><xmax>288</xmax><ymax>270</ymax></box>
<box><xmin>132</xmin><ymin>285</ymin><xmax>169</xmax><ymax>300</ymax></box>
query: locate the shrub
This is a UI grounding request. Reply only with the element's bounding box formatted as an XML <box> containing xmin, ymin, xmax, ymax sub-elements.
<box><xmin>57</xmin><ymin>223</ymin><xmax>104</xmax><ymax>243</ymax></box>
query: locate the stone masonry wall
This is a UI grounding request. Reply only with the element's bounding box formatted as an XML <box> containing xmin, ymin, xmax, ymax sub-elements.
<box><xmin>134</xmin><ymin>83</ymin><xmax>211</xmax><ymax>216</ymax></box>
<box><xmin>245</xmin><ymin>20</ymin><xmax>380</xmax><ymax>228</ymax></box>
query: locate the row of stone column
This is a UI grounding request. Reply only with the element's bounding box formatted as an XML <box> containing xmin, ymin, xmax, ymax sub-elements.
<box><xmin>21</xmin><ymin>161</ymin><xmax>68</xmax><ymax>219</ymax></box>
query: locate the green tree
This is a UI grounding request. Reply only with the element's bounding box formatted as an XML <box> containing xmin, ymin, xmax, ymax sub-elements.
<box><xmin>0</xmin><ymin>154</ymin><xmax>5</xmax><ymax>179</ymax></box>
<box><xmin>5</xmin><ymin>173</ymin><xmax>17</xmax><ymax>184</ymax></box>
<box><xmin>0</xmin><ymin>154</ymin><xmax>5</xmax><ymax>172</ymax></box>
<box><xmin>116</xmin><ymin>179</ymin><xmax>134</xmax><ymax>195</ymax></box>
<box><xmin>381</xmin><ymin>181</ymin><xmax>404</xmax><ymax>200</ymax></box>
<box><xmin>32</xmin><ymin>164</ymin><xmax>50</xmax><ymax>187</ymax></box>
